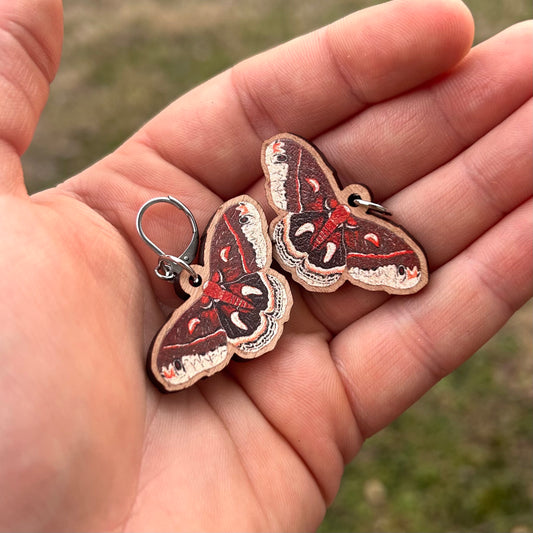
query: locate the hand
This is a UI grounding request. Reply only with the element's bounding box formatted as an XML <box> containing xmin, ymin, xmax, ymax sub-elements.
<box><xmin>0</xmin><ymin>0</ymin><xmax>531</xmax><ymax>530</ymax></box>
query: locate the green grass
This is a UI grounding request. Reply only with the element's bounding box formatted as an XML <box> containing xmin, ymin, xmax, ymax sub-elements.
<box><xmin>20</xmin><ymin>1</ymin><xmax>532</xmax><ymax>531</ymax></box>
<box><xmin>319</xmin><ymin>306</ymin><xmax>533</xmax><ymax>532</ymax></box>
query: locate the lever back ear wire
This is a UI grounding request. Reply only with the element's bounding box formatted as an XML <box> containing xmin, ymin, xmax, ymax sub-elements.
<box><xmin>136</xmin><ymin>196</ymin><xmax>200</xmax><ymax>283</ymax></box>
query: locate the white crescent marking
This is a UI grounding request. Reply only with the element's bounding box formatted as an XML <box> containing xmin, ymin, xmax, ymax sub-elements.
<box><xmin>295</xmin><ymin>222</ymin><xmax>315</xmax><ymax>236</ymax></box>
<box><xmin>306</xmin><ymin>178</ymin><xmax>320</xmax><ymax>192</ymax></box>
<box><xmin>187</xmin><ymin>318</ymin><xmax>200</xmax><ymax>335</ymax></box>
<box><xmin>242</xmin><ymin>285</ymin><xmax>262</xmax><ymax>296</ymax></box>
<box><xmin>220</xmin><ymin>246</ymin><xmax>230</xmax><ymax>262</ymax></box>
<box><xmin>323</xmin><ymin>242</ymin><xmax>337</xmax><ymax>263</ymax></box>
<box><xmin>231</xmin><ymin>312</ymin><xmax>248</xmax><ymax>331</ymax></box>
<box><xmin>364</xmin><ymin>233</ymin><xmax>380</xmax><ymax>247</ymax></box>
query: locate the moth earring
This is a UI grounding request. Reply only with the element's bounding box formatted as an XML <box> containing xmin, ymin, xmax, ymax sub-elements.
<box><xmin>137</xmin><ymin>195</ymin><xmax>292</xmax><ymax>393</ymax></box>
<box><xmin>262</xmin><ymin>133</ymin><xmax>429</xmax><ymax>294</ymax></box>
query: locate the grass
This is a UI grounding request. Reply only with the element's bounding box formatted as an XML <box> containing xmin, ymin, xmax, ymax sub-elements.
<box><xmin>319</xmin><ymin>301</ymin><xmax>533</xmax><ymax>532</ymax></box>
<box><xmin>21</xmin><ymin>1</ymin><xmax>532</xmax><ymax>531</ymax></box>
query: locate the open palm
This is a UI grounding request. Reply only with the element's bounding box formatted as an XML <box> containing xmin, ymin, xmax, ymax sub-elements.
<box><xmin>0</xmin><ymin>0</ymin><xmax>531</xmax><ymax>530</ymax></box>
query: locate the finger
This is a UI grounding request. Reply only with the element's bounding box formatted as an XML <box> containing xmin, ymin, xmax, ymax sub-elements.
<box><xmin>0</xmin><ymin>0</ymin><xmax>63</xmax><ymax>196</ymax></box>
<box><xmin>321</xmin><ymin>21</ymin><xmax>533</xmax><ymax>199</ymax></box>
<box><xmin>305</xmin><ymin>97</ymin><xmax>533</xmax><ymax>332</ymax></box>
<box><xmin>246</xmin><ymin>21</ymin><xmax>532</xmax><ymax>209</ymax></box>
<box><xmin>399</xmin><ymin>100</ymin><xmax>533</xmax><ymax>269</ymax></box>
<box><xmin>129</xmin><ymin>0</ymin><xmax>473</xmax><ymax>199</ymax></box>
<box><xmin>331</xmin><ymin>199</ymin><xmax>532</xmax><ymax>438</ymax></box>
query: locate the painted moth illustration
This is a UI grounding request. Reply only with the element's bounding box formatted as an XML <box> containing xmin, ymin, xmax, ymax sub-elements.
<box><xmin>262</xmin><ymin>133</ymin><xmax>428</xmax><ymax>294</ymax></box>
<box><xmin>149</xmin><ymin>195</ymin><xmax>292</xmax><ymax>392</ymax></box>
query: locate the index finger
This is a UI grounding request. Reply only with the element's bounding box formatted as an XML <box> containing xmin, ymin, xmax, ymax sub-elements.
<box><xmin>130</xmin><ymin>0</ymin><xmax>474</xmax><ymax>199</ymax></box>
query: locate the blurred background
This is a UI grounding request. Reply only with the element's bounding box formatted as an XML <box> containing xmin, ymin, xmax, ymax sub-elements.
<box><xmin>22</xmin><ymin>1</ymin><xmax>532</xmax><ymax>531</ymax></box>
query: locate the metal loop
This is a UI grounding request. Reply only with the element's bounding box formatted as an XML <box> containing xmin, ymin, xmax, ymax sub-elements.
<box><xmin>136</xmin><ymin>196</ymin><xmax>200</xmax><ymax>281</ymax></box>
<box><xmin>352</xmin><ymin>198</ymin><xmax>391</xmax><ymax>215</ymax></box>
<box><xmin>156</xmin><ymin>255</ymin><xmax>199</xmax><ymax>281</ymax></box>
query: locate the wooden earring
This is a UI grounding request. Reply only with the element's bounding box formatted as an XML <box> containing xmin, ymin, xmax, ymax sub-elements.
<box><xmin>137</xmin><ymin>195</ymin><xmax>292</xmax><ymax>392</ymax></box>
<box><xmin>262</xmin><ymin>133</ymin><xmax>428</xmax><ymax>294</ymax></box>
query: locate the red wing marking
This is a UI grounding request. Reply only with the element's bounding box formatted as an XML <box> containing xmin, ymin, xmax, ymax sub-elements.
<box><xmin>272</xmin><ymin>141</ymin><xmax>283</xmax><ymax>154</ymax></box>
<box><xmin>364</xmin><ymin>233</ymin><xmax>380</xmax><ymax>247</ymax></box>
<box><xmin>187</xmin><ymin>317</ymin><xmax>200</xmax><ymax>334</ymax></box>
<box><xmin>294</xmin><ymin>148</ymin><xmax>303</xmax><ymax>212</ymax></box>
<box><xmin>407</xmin><ymin>266</ymin><xmax>419</xmax><ymax>279</ymax></box>
<box><xmin>163</xmin><ymin>366</ymin><xmax>176</xmax><ymax>379</ymax></box>
<box><xmin>306</xmin><ymin>178</ymin><xmax>320</xmax><ymax>192</ymax></box>
<box><xmin>162</xmin><ymin>329</ymin><xmax>225</xmax><ymax>351</ymax></box>
<box><xmin>347</xmin><ymin>249</ymin><xmax>415</xmax><ymax>259</ymax></box>
<box><xmin>220</xmin><ymin>246</ymin><xmax>230</xmax><ymax>262</ymax></box>
<box><xmin>223</xmin><ymin>213</ymin><xmax>251</xmax><ymax>274</ymax></box>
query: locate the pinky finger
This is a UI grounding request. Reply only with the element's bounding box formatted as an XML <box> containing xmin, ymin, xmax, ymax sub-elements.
<box><xmin>331</xmin><ymin>199</ymin><xmax>533</xmax><ymax>438</ymax></box>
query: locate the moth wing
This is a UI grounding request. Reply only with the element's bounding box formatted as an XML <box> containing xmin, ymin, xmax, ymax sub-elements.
<box><xmin>206</xmin><ymin>197</ymin><xmax>269</xmax><ymax>281</ymax></box>
<box><xmin>216</xmin><ymin>271</ymin><xmax>291</xmax><ymax>358</ymax></box>
<box><xmin>344</xmin><ymin>215</ymin><xmax>428</xmax><ymax>294</ymax></box>
<box><xmin>205</xmin><ymin>196</ymin><xmax>291</xmax><ymax>358</ymax></box>
<box><xmin>148</xmin><ymin>299</ymin><xmax>229</xmax><ymax>392</ymax></box>
<box><xmin>262</xmin><ymin>133</ymin><xmax>338</xmax><ymax>214</ymax></box>
<box><xmin>271</xmin><ymin>213</ymin><xmax>344</xmax><ymax>289</ymax></box>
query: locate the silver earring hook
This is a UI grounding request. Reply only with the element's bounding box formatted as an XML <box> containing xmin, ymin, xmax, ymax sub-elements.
<box><xmin>352</xmin><ymin>198</ymin><xmax>390</xmax><ymax>214</ymax></box>
<box><xmin>347</xmin><ymin>194</ymin><xmax>391</xmax><ymax>216</ymax></box>
<box><xmin>136</xmin><ymin>196</ymin><xmax>200</xmax><ymax>282</ymax></box>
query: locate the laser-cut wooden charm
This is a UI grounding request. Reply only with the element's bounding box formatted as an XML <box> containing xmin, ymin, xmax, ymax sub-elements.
<box><xmin>262</xmin><ymin>133</ymin><xmax>428</xmax><ymax>294</ymax></box>
<box><xmin>139</xmin><ymin>195</ymin><xmax>292</xmax><ymax>393</ymax></box>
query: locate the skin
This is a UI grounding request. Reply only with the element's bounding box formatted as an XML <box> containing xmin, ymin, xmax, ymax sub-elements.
<box><xmin>0</xmin><ymin>0</ymin><xmax>531</xmax><ymax>530</ymax></box>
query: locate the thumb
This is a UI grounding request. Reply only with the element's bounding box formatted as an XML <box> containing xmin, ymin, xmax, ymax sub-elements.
<box><xmin>0</xmin><ymin>0</ymin><xmax>62</xmax><ymax>196</ymax></box>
